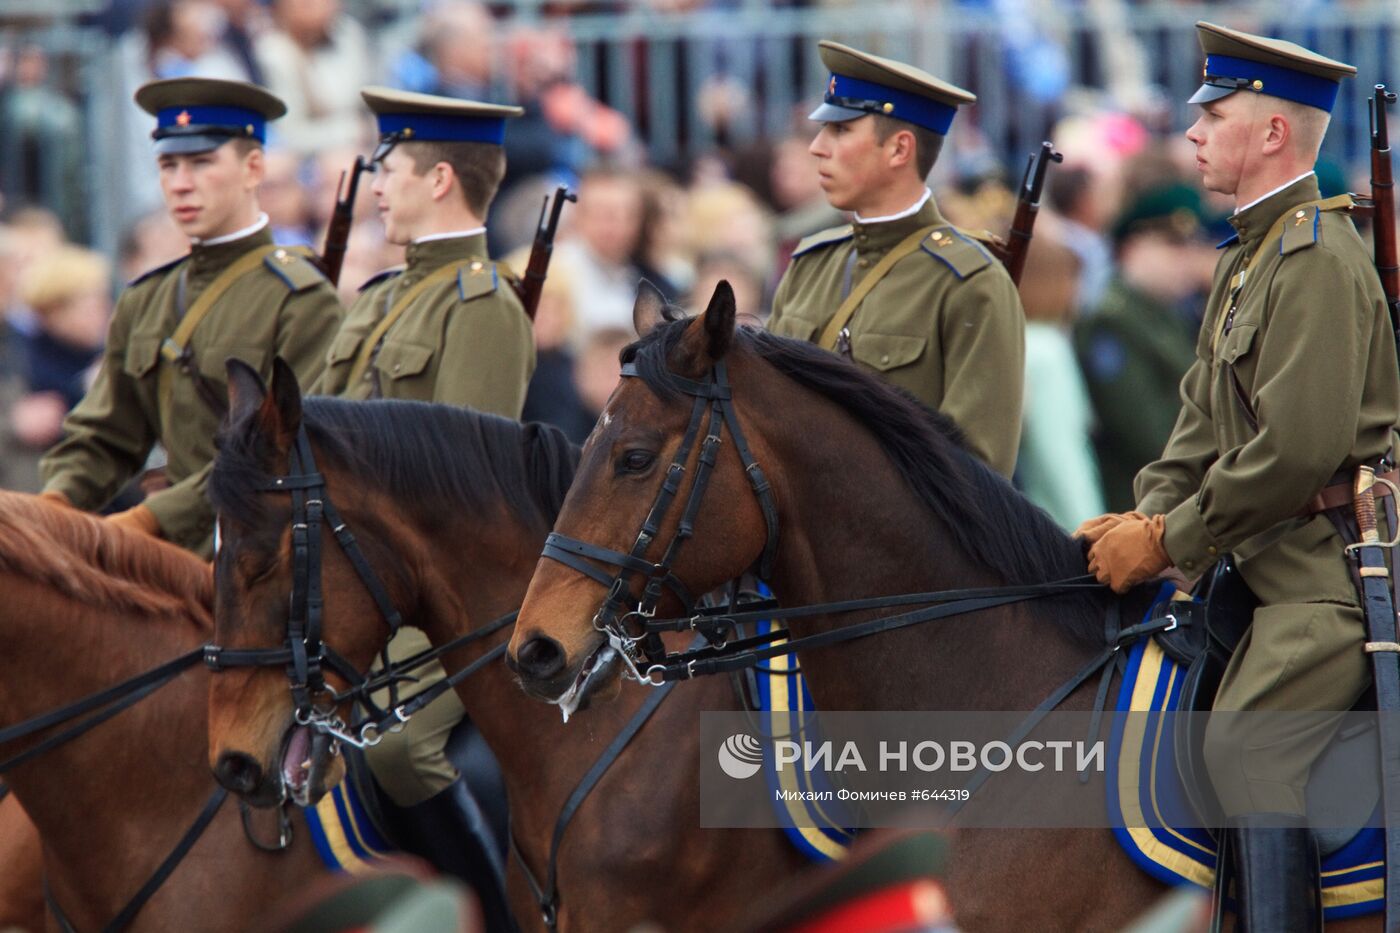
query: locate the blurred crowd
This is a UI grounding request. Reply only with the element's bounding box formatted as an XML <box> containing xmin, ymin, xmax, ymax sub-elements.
<box><xmin>0</xmin><ymin>1</ymin><xmax>1388</xmax><ymax>530</ymax></box>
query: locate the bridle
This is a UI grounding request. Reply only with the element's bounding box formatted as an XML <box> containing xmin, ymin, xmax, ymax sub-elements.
<box><xmin>203</xmin><ymin>426</ymin><xmax>512</xmax><ymax>752</ymax></box>
<box><xmin>539</xmin><ymin>358</ymin><xmax>780</xmax><ymax>680</ymax></box>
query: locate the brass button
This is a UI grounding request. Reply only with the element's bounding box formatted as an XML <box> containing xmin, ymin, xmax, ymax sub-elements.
<box><xmin>392</xmin><ymin>363</ymin><xmax>402</xmax><ymax>373</ymax></box>
<box><xmin>1294</xmin><ymin>210</ymin><xmax>1306</xmax><ymax>218</ymax></box>
<box><xmin>1207</xmin><ymin>545</ymin><xmax>1218</xmax><ymax>556</ymax></box>
<box><xmin>1183</xmin><ymin>559</ymin><xmax>1196</xmax><ymax>571</ymax></box>
<box><xmin>1252</xmin><ymin>79</ymin><xmax>1263</xmax><ymax>91</ymax></box>
<box><xmin>273</xmin><ymin>248</ymin><xmax>288</xmax><ymax>261</ymax></box>
<box><xmin>880</xmin><ymin>354</ymin><xmax>890</xmax><ymax>364</ymax></box>
<box><xmin>930</xmin><ymin>230</ymin><xmax>944</xmax><ymax>241</ymax></box>
<box><xmin>469</xmin><ymin>261</ymin><xmax>484</xmax><ymax>274</ymax></box>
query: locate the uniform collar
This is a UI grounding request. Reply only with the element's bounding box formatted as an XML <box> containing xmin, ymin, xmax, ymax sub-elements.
<box><xmin>1223</xmin><ymin>174</ymin><xmax>1321</xmax><ymax>252</ymax></box>
<box><xmin>853</xmin><ymin>188</ymin><xmax>931</xmax><ymax>224</ymax></box>
<box><xmin>404</xmin><ymin>229</ymin><xmax>489</xmax><ymax>272</ymax></box>
<box><xmin>851</xmin><ymin>194</ymin><xmax>945</xmax><ymax>255</ymax></box>
<box><xmin>188</xmin><ymin>220</ymin><xmax>275</xmax><ymax>271</ymax></box>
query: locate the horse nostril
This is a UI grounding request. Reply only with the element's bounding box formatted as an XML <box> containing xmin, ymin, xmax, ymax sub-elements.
<box><xmin>214</xmin><ymin>751</ymin><xmax>264</xmax><ymax>795</ymax></box>
<box><xmin>514</xmin><ymin>635</ymin><xmax>566</xmax><ymax>680</ymax></box>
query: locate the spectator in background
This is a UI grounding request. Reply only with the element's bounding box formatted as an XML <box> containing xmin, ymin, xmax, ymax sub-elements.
<box><xmin>552</xmin><ymin>165</ymin><xmax>643</xmax><ymax>344</ymax></box>
<box><xmin>633</xmin><ymin>171</ymin><xmax>691</xmax><ymax>301</ymax></box>
<box><xmin>2</xmin><ymin>207</ymin><xmax>68</xmax><ymax>338</ymax></box>
<box><xmin>333</xmin><ymin>219</ymin><xmax>403</xmax><ymax>305</ymax></box>
<box><xmin>1074</xmin><ymin>183</ymin><xmax>1213</xmax><ymax>513</ymax></box>
<box><xmin>689</xmin><ymin>251</ymin><xmax>765</xmax><ymax>321</ymax></box>
<box><xmin>513</xmin><ymin>250</ymin><xmax>595</xmax><ymax>443</ymax></box>
<box><xmin>1014</xmin><ymin>229</ymin><xmax>1105</xmax><ymax>531</ymax></box>
<box><xmin>256</xmin><ymin>0</ymin><xmax>373</xmax><ymax>156</ymax></box>
<box><xmin>770</xmin><ymin>134</ymin><xmax>844</xmax><ymax>270</ymax></box>
<box><xmin>391</xmin><ymin>1</ymin><xmax>496</xmax><ymax>100</ymax></box>
<box><xmin>1045</xmin><ymin>164</ymin><xmax>1115</xmax><ymax>315</ymax></box>
<box><xmin>212</xmin><ymin>0</ymin><xmax>270</xmax><ymax>85</ymax></box>
<box><xmin>0</xmin><ymin>46</ymin><xmax>83</xmax><ymax>238</ymax></box>
<box><xmin>119</xmin><ymin>208</ymin><xmax>188</xmax><ymax>282</ymax></box>
<box><xmin>573</xmin><ymin>326</ymin><xmax>632</xmax><ymax>421</ymax></box>
<box><xmin>261</xmin><ymin>149</ymin><xmax>316</xmax><ymax>246</ymax></box>
<box><xmin>685</xmin><ymin>180</ymin><xmax>774</xmax><ymax>307</ymax></box>
<box><xmin>7</xmin><ymin>246</ymin><xmax>111</xmax><ymax>488</ymax></box>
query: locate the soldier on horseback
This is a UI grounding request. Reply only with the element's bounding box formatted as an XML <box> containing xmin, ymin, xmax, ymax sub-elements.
<box><xmin>1079</xmin><ymin>23</ymin><xmax>1400</xmax><ymax>929</ymax></box>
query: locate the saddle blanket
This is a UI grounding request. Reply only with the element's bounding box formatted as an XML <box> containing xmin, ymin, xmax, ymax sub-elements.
<box><xmin>754</xmin><ymin>618</ymin><xmax>854</xmax><ymax>863</ymax></box>
<box><xmin>1107</xmin><ymin>587</ymin><xmax>1384</xmax><ymax>919</ymax></box>
<box><xmin>303</xmin><ymin>777</ymin><xmax>396</xmax><ymax>873</ymax></box>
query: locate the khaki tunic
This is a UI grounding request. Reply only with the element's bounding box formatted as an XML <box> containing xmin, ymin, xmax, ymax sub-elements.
<box><xmin>40</xmin><ymin>226</ymin><xmax>343</xmax><ymax>556</ymax></box>
<box><xmin>1134</xmin><ymin>175</ymin><xmax>1400</xmax><ymax>814</ymax></box>
<box><xmin>312</xmin><ymin>230</ymin><xmax>534</xmax><ymax>806</ymax></box>
<box><xmin>312</xmin><ymin>233</ymin><xmax>534</xmax><ymax>418</ymax></box>
<box><xmin>767</xmin><ymin>196</ymin><xmax>1025</xmax><ymax>477</ymax></box>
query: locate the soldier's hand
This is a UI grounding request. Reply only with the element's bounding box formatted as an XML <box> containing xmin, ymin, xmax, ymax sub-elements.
<box><xmin>1072</xmin><ymin>511</ymin><xmax>1148</xmax><ymax>545</ymax></box>
<box><xmin>105</xmin><ymin>504</ymin><xmax>161</xmax><ymax>539</ymax></box>
<box><xmin>1086</xmin><ymin>514</ymin><xmax>1170</xmax><ymax>594</ymax></box>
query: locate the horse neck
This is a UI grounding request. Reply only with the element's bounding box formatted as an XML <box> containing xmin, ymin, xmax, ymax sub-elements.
<box><xmin>749</xmin><ymin>378</ymin><xmax>1104</xmax><ymax>713</ymax></box>
<box><xmin>0</xmin><ymin>575</ymin><xmax>211</xmax><ymax>877</ymax></box>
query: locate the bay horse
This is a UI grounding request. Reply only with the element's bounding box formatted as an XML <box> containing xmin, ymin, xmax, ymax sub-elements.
<box><xmin>0</xmin><ymin>491</ymin><xmax>326</xmax><ymax>932</ymax></box>
<box><xmin>0</xmin><ymin>792</ymin><xmax>43</xmax><ymax>931</ymax></box>
<box><xmin>203</xmin><ymin>361</ymin><xmax>807</xmax><ymax>933</ymax></box>
<box><xmin>503</xmin><ymin>284</ymin><xmax>1381</xmax><ymax>931</ymax></box>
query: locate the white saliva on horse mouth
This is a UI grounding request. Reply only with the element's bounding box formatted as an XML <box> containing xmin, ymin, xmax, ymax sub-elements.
<box><xmin>555</xmin><ymin>643</ymin><xmax>619</xmax><ymax>723</ymax></box>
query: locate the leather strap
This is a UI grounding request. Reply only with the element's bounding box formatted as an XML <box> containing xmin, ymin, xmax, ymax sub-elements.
<box><xmin>345</xmin><ymin>262</ymin><xmax>464</xmax><ymax>387</ymax></box>
<box><xmin>1306</xmin><ymin>467</ymin><xmax>1399</xmax><ymax>514</ymax></box>
<box><xmin>816</xmin><ymin>225</ymin><xmax>935</xmax><ymax>351</ymax></box>
<box><xmin>157</xmin><ymin>245</ymin><xmax>282</xmax><ymax>415</ymax></box>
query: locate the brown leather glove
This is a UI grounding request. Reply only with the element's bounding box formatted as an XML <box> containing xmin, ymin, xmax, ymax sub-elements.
<box><xmin>1073</xmin><ymin>511</ymin><xmax>1149</xmax><ymax>545</ymax></box>
<box><xmin>1086</xmin><ymin>513</ymin><xmax>1170</xmax><ymax>594</ymax></box>
<box><xmin>38</xmin><ymin>489</ymin><xmax>73</xmax><ymax>509</ymax></box>
<box><xmin>105</xmin><ymin>504</ymin><xmax>161</xmax><ymax>539</ymax></box>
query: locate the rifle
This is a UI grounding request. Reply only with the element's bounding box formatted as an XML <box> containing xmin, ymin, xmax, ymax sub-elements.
<box><xmin>996</xmin><ymin>141</ymin><xmax>1063</xmax><ymax>287</ymax></box>
<box><xmin>319</xmin><ymin>156</ymin><xmax>371</xmax><ymax>287</ymax></box>
<box><xmin>1370</xmin><ymin>85</ymin><xmax>1400</xmax><ymax>359</ymax></box>
<box><xmin>518</xmin><ymin>185</ymin><xmax>577</xmax><ymax>321</ymax></box>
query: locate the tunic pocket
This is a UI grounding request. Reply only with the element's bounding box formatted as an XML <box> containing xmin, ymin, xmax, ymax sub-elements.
<box><xmin>375</xmin><ymin>341</ymin><xmax>435</xmax><ymax>381</ymax></box>
<box><xmin>1219</xmin><ymin>323</ymin><xmax>1258</xmax><ymax>431</ymax></box>
<box><xmin>325</xmin><ymin>331</ymin><xmax>362</xmax><ymax>366</ymax></box>
<box><xmin>851</xmin><ymin>332</ymin><xmax>927</xmax><ymax>372</ymax></box>
<box><xmin>123</xmin><ymin>336</ymin><xmax>161</xmax><ymax>379</ymax></box>
<box><xmin>769</xmin><ymin>313</ymin><xmax>821</xmax><ymax>343</ymax></box>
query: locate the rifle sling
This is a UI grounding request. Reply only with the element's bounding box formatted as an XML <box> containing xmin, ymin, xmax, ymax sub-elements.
<box><xmin>345</xmin><ymin>262</ymin><xmax>465</xmax><ymax>387</ymax></box>
<box><xmin>817</xmin><ymin>225</ymin><xmax>936</xmax><ymax>352</ymax></box>
<box><xmin>157</xmin><ymin>244</ymin><xmax>285</xmax><ymax>416</ymax></box>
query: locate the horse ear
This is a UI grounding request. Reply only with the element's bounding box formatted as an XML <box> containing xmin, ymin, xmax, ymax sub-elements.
<box><xmin>267</xmin><ymin>357</ymin><xmax>304</xmax><ymax>446</ymax></box>
<box><xmin>633</xmin><ymin>279</ymin><xmax>669</xmax><ymax>337</ymax></box>
<box><xmin>700</xmin><ymin>280</ymin><xmax>736</xmax><ymax>361</ymax></box>
<box><xmin>225</xmin><ymin>358</ymin><xmax>267</xmax><ymax>427</ymax></box>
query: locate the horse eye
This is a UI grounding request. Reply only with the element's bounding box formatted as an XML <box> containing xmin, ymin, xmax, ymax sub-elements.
<box><xmin>618</xmin><ymin>449</ymin><xmax>656</xmax><ymax>473</ymax></box>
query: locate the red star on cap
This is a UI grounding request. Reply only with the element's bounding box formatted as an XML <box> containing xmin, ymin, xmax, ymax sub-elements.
<box><xmin>827</xmin><ymin>76</ymin><xmax>837</xmax><ymax>97</ymax></box>
<box><xmin>176</xmin><ymin>110</ymin><xmax>192</xmax><ymax>126</ymax></box>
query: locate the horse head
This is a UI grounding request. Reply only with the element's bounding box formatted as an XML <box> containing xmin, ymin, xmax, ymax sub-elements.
<box><xmin>207</xmin><ymin>359</ymin><xmax>417</xmax><ymax>808</ymax></box>
<box><xmin>508</xmin><ymin>280</ymin><xmax>775</xmax><ymax>709</ymax></box>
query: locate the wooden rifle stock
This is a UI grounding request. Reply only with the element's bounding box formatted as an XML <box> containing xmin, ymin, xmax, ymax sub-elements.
<box><xmin>319</xmin><ymin>156</ymin><xmax>371</xmax><ymax>287</ymax></box>
<box><xmin>519</xmin><ymin>185</ymin><xmax>577</xmax><ymax>321</ymax></box>
<box><xmin>1371</xmin><ymin>85</ymin><xmax>1400</xmax><ymax>359</ymax></box>
<box><xmin>1000</xmin><ymin>141</ymin><xmax>1063</xmax><ymax>286</ymax></box>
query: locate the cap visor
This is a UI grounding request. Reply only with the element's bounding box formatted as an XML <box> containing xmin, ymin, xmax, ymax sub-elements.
<box><xmin>153</xmin><ymin>133</ymin><xmax>229</xmax><ymax>155</ymax></box>
<box><xmin>1188</xmin><ymin>83</ymin><xmax>1236</xmax><ymax>106</ymax></box>
<box><xmin>808</xmin><ymin>101</ymin><xmax>868</xmax><ymax>123</ymax></box>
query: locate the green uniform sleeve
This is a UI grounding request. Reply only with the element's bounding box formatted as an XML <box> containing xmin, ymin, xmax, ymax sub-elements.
<box><xmin>1160</xmin><ymin>247</ymin><xmax>1374</xmax><ymax>569</ymax></box>
<box><xmin>938</xmin><ymin>270</ymin><xmax>1025</xmax><ymax>477</ymax></box>
<box><xmin>435</xmin><ymin>293</ymin><xmax>535</xmax><ymax>418</ymax></box>
<box><xmin>143</xmin><ymin>461</ymin><xmax>214</xmax><ymax>547</ymax></box>
<box><xmin>39</xmin><ymin>294</ymin><xmax>156</xmax><ymax>510</ymax></box>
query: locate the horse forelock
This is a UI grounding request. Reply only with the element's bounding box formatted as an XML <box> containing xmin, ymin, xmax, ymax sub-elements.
<box><xmin>621</xmin><ymin>320</ymin><xmax>1106</xmax><ymax>647</ymax></box>
<box><xmin>0</xmin><ymin>491</ymin><xmax>212</xmax><ymax>626</ymax></box>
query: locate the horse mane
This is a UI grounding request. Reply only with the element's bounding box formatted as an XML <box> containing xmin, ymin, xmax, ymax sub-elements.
<box><xmin>0</xmin><ymin>491</ymin><xmax>212</xmax><ymax>626</ymax></box>
<box><xmin>624</xmin><ymin>318</ymin><xmax>1106</xmax><ymax>644</ymax></box>
<box><xmin>212</xmin><ymin>397</ymin><xmax>580</xmax><ymax>534</ymax></box>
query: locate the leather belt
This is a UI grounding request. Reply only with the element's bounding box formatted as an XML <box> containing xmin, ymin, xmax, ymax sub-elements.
<box><xmin>1306</xmin><ymin>467</ymin><xmax>1399</xmax><ymax>515</ymax></box>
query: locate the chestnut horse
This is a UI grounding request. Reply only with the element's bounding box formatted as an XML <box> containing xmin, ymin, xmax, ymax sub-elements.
<box><xmin>202</xmin><ymin>362</ymin><xmax>807</xmax><ymax>933</ymax></box>
<box><xmin>0</xmin><ymin>491</ymin><xmax>325</xmax><ymax>932</ymax></box>
<box><xmin>0</xmin><ymin>791</ymin><xmax>42</xmax><ymax>931</ymax></box>
<box><xmin>504</xmin><ymin>285</ymin><xmax>1380</xmax><ymax>931</ymax></box>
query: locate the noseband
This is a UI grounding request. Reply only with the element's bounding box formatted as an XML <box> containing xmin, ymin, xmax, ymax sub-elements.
<box><xmin>540</xmin><ymin>358</ymin><xmax>780</xmax><ymax>678</ymax></box>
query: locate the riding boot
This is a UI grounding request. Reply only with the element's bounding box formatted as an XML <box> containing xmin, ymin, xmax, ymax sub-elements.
<box><xmin>1226</xmin><ymin>813</ymin><xmax>1321</xmax><ymax>932</ymax></box>
<box><xmin>389</xmin><ymin>776</ymin><xmax>517</xmax><ymax>933</ymax></box>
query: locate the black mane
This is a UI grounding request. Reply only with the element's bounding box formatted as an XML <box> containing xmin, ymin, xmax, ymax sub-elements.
<box><xmin>212</xmin><ymin>397</ymin><xmax>579</xmax><ymax>534</ymax></box>
<box><xmin>623</xmin><ymin>318</ymin><xmax>1106</xmax><ymax>643</ymax></box>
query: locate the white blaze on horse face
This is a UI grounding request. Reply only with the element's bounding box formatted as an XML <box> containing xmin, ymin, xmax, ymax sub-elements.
<box><xmin>586</xmin><ymin>409</ymin><xmax>614</xmax><ymax>445</ymax></box>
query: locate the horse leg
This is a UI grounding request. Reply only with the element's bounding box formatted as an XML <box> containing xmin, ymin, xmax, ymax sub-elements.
<box><xmin>0</xmin><ymin>792</ymin><xmax>43</xmax><ymax>933</ymax></box>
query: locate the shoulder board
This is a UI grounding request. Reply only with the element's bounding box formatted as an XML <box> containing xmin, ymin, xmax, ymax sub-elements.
<box><xmin>264</xmin><ymin>246</ymin><xmax>328</xmax><ymax>292</ymax></box>
<box><xmin>921</xmin><ymin>226</ymin><xmax>993</xmax><ymax>279</ymax></box>
<box><xmin>456</xmin><ymin>260</ymin><xmax>499</xmax><ymax>302</ymax></box>
<box><xmin>358</xmin><ymin>265</ymin><xmax>406</xmax><ymax>292</ymax></box>
<box><xmin>791</xmin><ymin>225</ymin><xmax>854</xmax><ymax>259</ymax></box>
<box><xmin>1279</xmin><ymin>196</ymin><xmax>1354</xmax><ymax>257</ymax></box>
<box><xmin>126</xmin><ymin>253</ymin><xmax>188</xmax><ymax>288</ymax></box>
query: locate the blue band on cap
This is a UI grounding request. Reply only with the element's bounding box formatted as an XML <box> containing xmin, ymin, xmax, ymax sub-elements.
<box><xmin>156</xmin><ymin>105</ymin><xmax>265</xmax><ymax>141</ymax></box>
<box><xmin>375</xmin><ymin>112</ymin><xmax>506</xmax><ymax>146</ymax></box>
<box><xmin>1203</xmin><ymin>53</ymin><xmax>1340</xmax><ymax>112</ymax></box>
<box><xmin>825</xmin><ymin>73</ymin><xmax>958</xmax><ymax>135</ymax></box>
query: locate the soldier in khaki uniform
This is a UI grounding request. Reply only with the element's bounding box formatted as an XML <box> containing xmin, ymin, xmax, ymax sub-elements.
<box><xmin>1079</xmin><ymin>24</ymin><xmax>1399</xmax><ymax>928</ymax></box>
<box><xmin>767</xmin><ymin>41</ymin><xmax>1025</xmax><ymax>477</ymax></box>
<box><xmin>311</xmin><ymin>89</ymin><xmax>530</xmax><ymax>930</ymax></box>
<box><xmin>39</xmin><ymin>78</ymin><xmax>341</xmax><ymax>557</ymax></box>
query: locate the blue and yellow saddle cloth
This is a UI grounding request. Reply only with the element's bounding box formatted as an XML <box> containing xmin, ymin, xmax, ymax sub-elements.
<box><xmin>303</xmin><ymin>778</ymin><xmax>396</xmax><ymax>873</ymax></box>
<box><xmin>754</xmin><ymin>618</ymin><xmax>855</xmax><ymax>863</ymax></box>
<box><xmin>1106</xmin><ymin>587</ymin><xmax>1384</xmax><ymax>919</ymax></box>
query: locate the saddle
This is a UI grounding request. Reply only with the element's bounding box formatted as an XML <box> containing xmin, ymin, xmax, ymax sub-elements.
<box><xmin>1153</xmin><ymin>558</ymin><xmax>1380</xmax><ymax>855</ymax></box>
